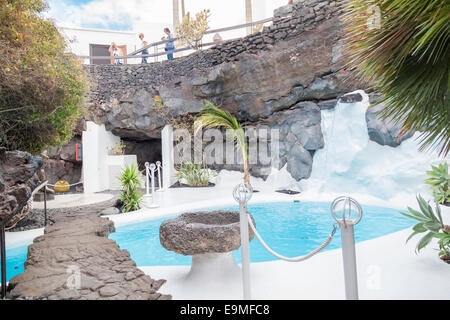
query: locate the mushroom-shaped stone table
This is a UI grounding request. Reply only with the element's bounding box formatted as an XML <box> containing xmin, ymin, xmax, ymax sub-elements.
<box><xmin>160</xmin><ymin>210</ymin><xmax>255</xmax><ymax>281</ymax></box>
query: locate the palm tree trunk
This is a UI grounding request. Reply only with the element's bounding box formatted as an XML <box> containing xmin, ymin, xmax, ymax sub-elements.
<box><xmin>181</xmin><ymin>0</ymin><xmax>186</xmax><ymax>18</ymax></box>
<box><xmin>245</xmin><ymin>0</ymin><xmax>253</xmax><ymax>35</ymax></box>
<box><xmin>243</xmin><ymin>159</ymin><xmax>250</xmax><ymax>185</ymax></box>
<box><xmin>173</xmin><ymin>0</ymin><xmax>180</xmax><ymax>28</ymax></box>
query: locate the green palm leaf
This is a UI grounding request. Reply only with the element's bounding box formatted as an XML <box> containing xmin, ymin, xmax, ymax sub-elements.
<box><xmin>342</xmin><ymin>0</ymin><xmax>450</xmax><ymax>156</ymax></box>
<box><xmin>196</xmin><ymin>101</ymin><xmax>250</xmax><ymax>184</ymax></box>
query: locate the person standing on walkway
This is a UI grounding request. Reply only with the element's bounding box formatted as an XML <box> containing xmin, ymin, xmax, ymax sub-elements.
<box><xmin>161</xmin><ymin>27</ymin><xmax>175</xmax><ymax>60</ymax></box>
<box><xmin>108</xmin><ymin>42</ymin><xmax>123</xmax><ymax>65</ymax></box>
<box><xmin>139</xmin><ymin>33</ymin><xmax>149</xmax><ymax>64</ymax></box>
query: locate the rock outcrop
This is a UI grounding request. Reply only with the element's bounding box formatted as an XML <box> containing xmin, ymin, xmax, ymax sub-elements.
<box><xmin>0</xmin><ymin>148</ymin><xmax>42</xmax><ymax>223</ymax></box>
<box><xmin>45</xmin><ymin>136</ymin><xmax>82</xmax><ymax>185</ymax></box>
<box><xmin>366</xmin><ymin>100</ymin><xmax>414</xmax><ymax>147</ymax></box>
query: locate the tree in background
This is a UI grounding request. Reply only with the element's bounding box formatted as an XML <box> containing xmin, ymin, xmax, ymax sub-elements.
<box><xmin>175</xmin><ymin>9</ymin><xmax>211</xmax><ymax>50</ymax></box>
<box><xmin>0</xmin><ymin>0</ymin><xmax>88</xmax><ymax>154</ymax></box>
<box><xmin>342</xmin><ymin>0</ymin><xmax>449</xmax><ymax>156</ymax></box>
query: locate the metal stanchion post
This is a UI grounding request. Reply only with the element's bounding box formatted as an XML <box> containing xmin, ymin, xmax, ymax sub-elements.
<box><xmin>331</xmin><ymin>196</ymin><xmax>363</xmax><ymax>300</ymax></box>
<box><xmin>156</xmin><ymin>161</ymin><xmax>163</xmax><ymax>192</ymax></box>
<box><xmin>233</xmin><ymin>183</ymin><xmax>253</xmax><ymax>300</ymax></box>
<box><xmin>44</xmin><ymin>186</ymin><xmax>47</xmax><ymax>226</ymax></box>
<box><xmin>0</xmin><ymin>227</ymin><xmax>6</xmax><ymax>299</ymax></box>
<box><xmin>145</xmin><ymin>163</ymin><xmax>159</xmax><ymax>209</ymax></box>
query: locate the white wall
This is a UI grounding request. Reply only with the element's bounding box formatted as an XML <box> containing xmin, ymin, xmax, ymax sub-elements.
<box><xmin>82</xmin><ymin>121</ymin><xmax>120</xmax><ymax>193</ymax></box>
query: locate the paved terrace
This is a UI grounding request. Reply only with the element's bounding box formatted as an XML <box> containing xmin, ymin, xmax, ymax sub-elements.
<box><xmin>6</xmin><ymin>197</ymin><xmax>171</xmax><ymax>300</ymax></box>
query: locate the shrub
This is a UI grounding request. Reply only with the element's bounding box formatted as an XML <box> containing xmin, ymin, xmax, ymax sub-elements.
<box><xmin>425</xmin><ymin>162</ymin><xmax>450</xmax><ymax>205</ymax></box>
<box><xmin>401</xmin><ymin>195</ymin><xmax>447</xmax><ymax>254</ymax></box>
<box><xmin>175</xmin><ymin>162</ymin><xmax>216</xmax><ymax>187</ymax></box>
<box><xmin>119</xmin><ymin>164</ymin><xmax>143</xmax><ymax>212</ymax></box>
<box><xmin>175</xmin><ymin>9</ymin><xmax>211</xmax><ymax>50</ymax></box>
<box><xmin>0</xmin><ymin>0</ymin><xmax>88</xmax><ymax>154</ymax></box>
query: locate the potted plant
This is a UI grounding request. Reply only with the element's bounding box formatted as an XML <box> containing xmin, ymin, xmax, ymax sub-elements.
<box><xmin>401</xmin><ymin>195</ymin><xmax>450</xmax><ymax>263</ymax></box>
<box><xmin>435</xmin><ymin>230</ymin><xmax>450</xmax><ymax>264</ymax></box>
<box><xmin>175</xmin><ymin>162</ymin><xmax>217</xmax><ymax>187</ymax></box>
<box><xmin>425</xmin><ymin>162</ymin><xmax>450</xmax><ymax>206</ymax></box>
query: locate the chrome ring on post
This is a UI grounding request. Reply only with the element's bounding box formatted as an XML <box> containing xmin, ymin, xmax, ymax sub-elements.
<box><xmin>330</xmin><ymin>196</ymin><xmax>363</xmax><ymax>226</ymax></box>
<box><xmin>233</xmin><ymin>183</ymin><xmax>253</xmax><ymax>203</ymax></box>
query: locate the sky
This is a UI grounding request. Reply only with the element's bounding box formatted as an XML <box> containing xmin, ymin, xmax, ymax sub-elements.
<box><xmin>44</xmin><ymin>0</ymin><xmax>288</xmax><ymax>33</ymax></box>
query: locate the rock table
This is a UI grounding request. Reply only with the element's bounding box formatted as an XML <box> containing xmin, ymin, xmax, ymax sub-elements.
<box><xmin>160</xmin><ymin>210</ymin><xmax>255</xmax><ymax>280</ymax></box>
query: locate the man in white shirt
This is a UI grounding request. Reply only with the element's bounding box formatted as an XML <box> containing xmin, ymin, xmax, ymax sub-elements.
<box><xmin>139</xmin><ymin>33</ymin><xmax>149</xmax><ymax>64</ymax></box>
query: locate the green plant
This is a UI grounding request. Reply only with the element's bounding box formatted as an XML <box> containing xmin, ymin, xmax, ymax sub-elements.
<box><xmin>342</xmin><ymin>0</ymin><xmax>450</xmax><ymax>156</ymax></box>
<box><xmin>195</xmin><ymin>101</ymin><xmax>250</xmax><ymax>185</ymax></box>
<box><xmin>401</xmin><ymin>195</ymin><xmax>446</xmax><ymax>253</ymax></box>
<box><xmin>0</xmin><ymin>0</ymin><xmax>88</xmax><ymax>154</ymax></box>
<box><xmin>175</xmin><ymin>9</ymin><xmax>211</xmax><ymax>50</ymax></box>
<box><xmin>435</xmin><ymin>231</ymin><xmax>450</xmax><ymax>259</ymax></box>
<box><xmin>108</xmin><ymin>140</ymin><xmax>126</xmax><ymax>155</ymax></box>
<box><xmin>118</xmin><ymin>164</ymin><xmax>143</xmax><ymax>212</ymax></box>
<box><xmin>175</xmin><ymin>162</ymin><xmax>217</xmax><ymax>186</ymax></box>
<box><xmin>425</xmin><ymin>162</ymin><xmax>450</xmax><ymax>204</ymax></box>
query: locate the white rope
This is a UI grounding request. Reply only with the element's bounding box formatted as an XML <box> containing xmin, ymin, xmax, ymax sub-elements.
<box><xmin>247</xmin><ymin>212</ymin><xmax>337</xmax><ymax>262</ymax></box>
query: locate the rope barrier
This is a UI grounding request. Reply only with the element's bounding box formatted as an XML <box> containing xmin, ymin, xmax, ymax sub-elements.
<box><xmin>46</xmin><ymin>181</ymin><xmax>83</xmax><ymax>188</ymax></box>
<box><xmin>247</xmin><ymin>212</ymin><xmax>338</xmax><ymax>262</ymax></box>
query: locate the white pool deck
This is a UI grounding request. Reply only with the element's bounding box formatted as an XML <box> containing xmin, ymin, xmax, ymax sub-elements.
<box><xmin>7</xmin><ymin>186</ymin><xmax>450</xmax><ymax>300</ymax></box>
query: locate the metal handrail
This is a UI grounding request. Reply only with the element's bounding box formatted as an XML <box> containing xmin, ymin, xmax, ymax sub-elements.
<box><xmin>79</xmin><ymin>16</ymin><xmax>274</xmax><ymax>61</ymax></box>
<box><xmin>78</xmin><ymin>38</ymin><xmax>242</xmax><ymax>60</ymax></box>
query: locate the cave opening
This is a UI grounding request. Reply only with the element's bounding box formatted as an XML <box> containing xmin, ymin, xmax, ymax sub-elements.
<box><xmin>122</xmin><ymin>138</ymin><xmax>162</xmax><ymax>171</ymax></box>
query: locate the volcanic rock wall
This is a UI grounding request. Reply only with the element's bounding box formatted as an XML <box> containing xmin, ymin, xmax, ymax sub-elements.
<box><xmin>82</xmin><ymin>0</ymin><xmax>408</xmax><ymax>181</ymax></box>
<box><xmin>0</xmin><ymin>148</ymin><xmax>42</xmax><ymax>223</ymax></box>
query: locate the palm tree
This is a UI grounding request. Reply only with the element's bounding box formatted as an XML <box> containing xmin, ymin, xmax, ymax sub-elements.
<box><xmin>245</xmin><ymin>0</ymin><xmax>253</xmax><ymax>35</ymax></box>
<box><xmin>196</xmin><ymin>101</ymin><xmax>250</xmax><ymax>185</ymax></box>
<box><xmin>342</xmin><ymin>0</ymin><xmax>450</xmax><ymax>156</ymax></box>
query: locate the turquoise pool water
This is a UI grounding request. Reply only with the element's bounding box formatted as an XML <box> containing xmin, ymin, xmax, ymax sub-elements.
<box><xmin>3</xmin><ymin>201</ymin><xmax>413</xmax><ymax>280</ymax></box>
<box><xmin>109</xmin><ymin>201</ymin><xmax>413</xmax><ymax>267</ymax></box>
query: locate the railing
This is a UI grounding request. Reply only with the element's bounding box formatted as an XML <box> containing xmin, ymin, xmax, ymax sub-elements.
<box><xmin>78</xmin><ymin>17</ymin><xmax>274</xmax><ymax>63</ymax></box>
<box><xmin>0</xmin><ymin>181</ymin><xmax>48</xmax><ymax>299</ymax></box>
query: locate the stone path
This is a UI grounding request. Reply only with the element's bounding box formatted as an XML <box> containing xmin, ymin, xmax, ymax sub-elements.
<box><xmin>7</xmin><ymin>198</ymin><xmax>171</xmax><ymax>300</ymax></box>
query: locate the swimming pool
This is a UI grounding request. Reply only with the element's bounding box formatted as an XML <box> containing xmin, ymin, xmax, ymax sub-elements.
<box><xmin>3</xmin><ymin>201</ymin><xmax>413</xmax><ymax>281</ymax></box>
<box><xmin>109</xmin><ymin>201</ymin><xmax>414</xmax><ymax>267</ymax></box>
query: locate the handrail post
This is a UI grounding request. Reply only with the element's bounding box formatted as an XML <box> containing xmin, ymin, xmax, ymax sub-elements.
<box><xmin>44</xmin><ymin>186</ymin><xmax>47</xmax><ymax>226</ymax></box>
<box><xmin>233</xmin><ymin>183</ymin><xmax>253</xmax><ymax>300</ymax></box>
<box><xmin>1</xmin><ymin>226</ymin><xmax>6</xmax><ymax>299</ymax></box>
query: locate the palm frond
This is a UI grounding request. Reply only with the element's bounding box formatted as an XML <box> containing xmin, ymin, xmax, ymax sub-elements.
<box><xmin>195</xmin><ymin>100</ymin><xmax>250</xmax><ymax>183</ymax></box>
<box><xmin>342</xmin><ymin>0</ymin><xmax>450</xmax><ymax>156</ymax></box>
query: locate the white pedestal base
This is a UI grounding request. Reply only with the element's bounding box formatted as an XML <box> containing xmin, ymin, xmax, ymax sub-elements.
<box><xmin>143</xmin><ymin>195</ymin><xmax>159</xmax><ymax>209</ymax></box>
<box><xmin>186</xmin><ymin>252</ymin><xmax>240</xmax><ymax>282</ymax></box>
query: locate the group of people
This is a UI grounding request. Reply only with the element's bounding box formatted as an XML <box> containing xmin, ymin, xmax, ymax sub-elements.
<box><xmin>108</xmin><ymin>28</ymin><xmax>175</xmax><ymax>65</ymax></box>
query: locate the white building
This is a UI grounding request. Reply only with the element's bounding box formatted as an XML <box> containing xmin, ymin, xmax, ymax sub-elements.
<box><xmin>59</xmin><ymin>23</ymin><xmax>173</xmax><ymax>64</ymax></box>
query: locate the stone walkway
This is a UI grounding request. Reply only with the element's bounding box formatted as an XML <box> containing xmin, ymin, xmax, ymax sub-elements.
<box><xmin>7</xmin><ymin>198</ymin><xmax>171</xmax><ymax>300</ymax></box>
